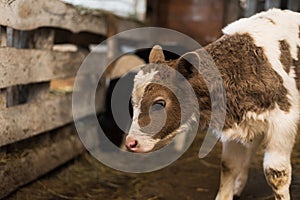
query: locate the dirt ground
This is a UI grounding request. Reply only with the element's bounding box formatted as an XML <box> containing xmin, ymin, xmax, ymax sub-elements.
<box><xmin>5</xmin><ymin>130</ymin><xmax>300</xmax><ymax>200</ymax></box>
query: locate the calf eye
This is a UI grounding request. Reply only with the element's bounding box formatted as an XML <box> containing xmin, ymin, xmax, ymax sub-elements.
<box><xmin>152</xmin><ymin>100</ymin><xmax>166</xmax><ymax>111</ymax></box>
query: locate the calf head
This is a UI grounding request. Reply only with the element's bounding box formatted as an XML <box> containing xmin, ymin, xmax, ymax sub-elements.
<box><xmin>125</xmin><ymin>45</ymin><xmax>202</xmax><ymax>153</ymax></box>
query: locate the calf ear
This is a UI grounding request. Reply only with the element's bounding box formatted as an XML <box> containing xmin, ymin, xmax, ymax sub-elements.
<box><xmin>176</xmin><ymin>51</ymin><xmax>200</xmax><ymax>78</ymax></box>
<box><xmin>149</xmin><ymin>45</ymin><xmax>165</xmax><ymax>63</ymax></box>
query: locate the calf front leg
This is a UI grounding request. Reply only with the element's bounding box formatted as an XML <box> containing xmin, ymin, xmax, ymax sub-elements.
<box><xmin>216</xmin><ymin>140</ymin><xmax>253</xmax><ymax>200</ymax></box>
<box><xmin>233</xmin><ymin>136</ymin><xmax>262</xmax><ymax>197</ymax></box>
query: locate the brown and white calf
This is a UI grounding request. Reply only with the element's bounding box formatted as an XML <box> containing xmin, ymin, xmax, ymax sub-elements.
<box><xmin>125</xmin><ymin>9</ymin><xmax>300</xmax><ymax>200</ymax></box>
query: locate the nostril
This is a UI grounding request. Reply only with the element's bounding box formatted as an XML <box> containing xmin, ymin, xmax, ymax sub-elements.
<box><xmin>126</xmin><ymin>137</ymin><xmax>139</xmax><ymax>150</ymax></box>
<box><xmin>129</xmin><ymin>140</ymin><xmax>138</xmax><ymax>148</ymax></box>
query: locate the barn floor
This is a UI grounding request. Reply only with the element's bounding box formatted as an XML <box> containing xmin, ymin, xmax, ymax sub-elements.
<box><xmin>6</xmin><ymin>130</ymin><xmax>300</xmax><ymax>200</ymax></box>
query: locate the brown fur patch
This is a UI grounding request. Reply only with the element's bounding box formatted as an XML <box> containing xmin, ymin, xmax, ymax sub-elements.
<box><xmin>279</xmin><ymin>40</ymin><xmax>293</xmax><ymax>74</ymax></box>
<box><xmin>264</xmin><ymin>168</ymin><xmax>288</xmax><ymax>190</ymax></box>
<box><xmin>138</xmin><ymin>83</ymin><xmax>181</xmax><ymax>140</ymax></box>
<box><xmin>294</xmin><ymin>46</ymin><xmax>300</xmax><ymax>90</ymax></box>
<box><xmin>204</xmin><ymin>34</ymin><xmax>291</xmax><ymax>130</ymax></box>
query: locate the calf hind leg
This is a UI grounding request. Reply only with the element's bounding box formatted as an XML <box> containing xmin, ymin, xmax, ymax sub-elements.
<box><xmin>263</xmin><ymin>137</ymin><xmax>295</xmax><ymax>200</ymax></box>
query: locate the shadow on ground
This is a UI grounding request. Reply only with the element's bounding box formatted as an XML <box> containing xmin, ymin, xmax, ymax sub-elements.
<box><xmin>6</xmin><ymin>129</ymin><xmax>300</xmax><ymax>200</ymax></box>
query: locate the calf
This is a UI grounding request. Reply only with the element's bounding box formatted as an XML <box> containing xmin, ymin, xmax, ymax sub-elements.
<box><xmin>125</xmin><ymin>9</ymin><xmax>300</xmax><ymax>200</ymax></box>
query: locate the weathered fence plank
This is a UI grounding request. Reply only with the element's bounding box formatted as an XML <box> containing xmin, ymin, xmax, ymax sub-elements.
<box><xmin>0</xmin><ymin>0</ymin><xmax>141</xmax><ymax>35</ymax></box>
<box><xmin>0</xmin><ymin>125</ymin><xmax>85</xmax><ymax>199</ymax></box>
<box><xmin>0</xmin><ymin>94</ymin><xmax>73</xmax><ymax>146</ymax></box>
<box><xmin>0</xmin><ymin>86</ymin><xmax>105</xmax><ymax>147</ymax></box>
<box><xmin>0</xmin><ymin>47</ymin><xmax>89</xmax><ymax>88</ymax></box>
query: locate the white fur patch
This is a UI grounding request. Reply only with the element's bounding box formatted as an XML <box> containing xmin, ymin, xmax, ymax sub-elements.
<box><xmin>128</xmin><ymin>68</ymin><xmax>160</xmax><ymax>152</ymax></box>
<box><xmin>221</xmin><ymin>113</ymin><xmax>267</xmax><ymax>144</ymax></box>
<box><xmin>221</xmin><ymin>103</ymin><xmax>298</xmax><ymax>145</ymax></box>
<box><xmin>133</xmin><ymin>68</ymin><xmax>158</xmax><ymax>92</ymax></box>
<box><xmin>128</xmin><ymin>104</ymin><xmax>161</xmax><ymax>152</ymax></box>
<box><xmin>131</xmin><ymin>68</ymin><xmax>158</xmax><ymax>107</ymax></box>
<box><xmin>130</xmin><ymin>68</ymin><xmax>158</xmax><ymax>138</ymax></box>
<box><xmin>128</xmin><ymin>99</ymin><xmax>159</xmax><ymax>152</ymax></box>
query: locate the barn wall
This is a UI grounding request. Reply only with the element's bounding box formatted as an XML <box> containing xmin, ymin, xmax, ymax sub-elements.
<box><xmin>147</xmin><ymin>0</ymin><xmax>225</xmax><ymax>46</ymax></box>
<box><xmin>147</xmin><ymin>0</ymin><xmax>300</xmax><ymax>46</ymax></box>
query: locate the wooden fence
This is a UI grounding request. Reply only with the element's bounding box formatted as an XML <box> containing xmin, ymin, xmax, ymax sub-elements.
<box><xmin>0</xmin><ymin>0</ymin><xmax>141</xmax><ymax>198</ymax></box>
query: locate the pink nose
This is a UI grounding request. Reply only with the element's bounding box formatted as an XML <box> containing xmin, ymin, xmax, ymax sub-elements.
<box><xmin>125</xmin><ymin>136</ymin><xmax>139</xmax><ymax>151</ymax></box>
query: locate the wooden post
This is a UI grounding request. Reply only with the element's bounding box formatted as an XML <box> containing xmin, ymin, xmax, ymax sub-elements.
<box><xmin>6</xmin><ymin>28</ymin><xmax>19</xmax><ymax>107</ymax></box>
<box><xmin>0</xmin><ymin>27</ymin><xmax>7</xmax><ymax>108</ymax></box>
<box><xmin>105</xmin><ymin>14</ymin><xmax>119</xmax><ymax>95</ymax></box>
<box><xmin>223</xmin><ymin>0</ymin><xmax>242</xmax><ymax>26</ymax></box>
<box><xmin>33</xmin><ymin>28</ymin><xmax>55</xmax><ymax>50</ymax></box>
<box><xmin>288</xmin><ymin>0</ymin><xmax>300</xmax><ymax>11</ymax></box>
<box><xmin>13</xmin><ymin>29</ymin><xmax>20</xmax><ymax>48</ymax></box>
<box><xmin>107</xmin><ymin>15</ymin><xmax>119</xmax><ymax>63</ymax></box>
<box><xmin>265</xmin><ymin>0</ymin><xmax>281</xmax><ymax>9</ymax></box>
<box><xmin>0</xmin><ymin>26</ymin><xmax>7</xmax><ymax>47</ymax></box>
<box><xmin>0</xmin><ymin>145</ymin><xmax>6</xmax><ymax>176</ymax></box>
<box><xmin>19</xmin><ymin>31</ymin><xmax>31</xmax><ymax>48</ymax></box>
<box><xmin>6</xmin><ymin>27</ymin><xmax>13</xmax><ymax>47</ymax></box>
<box><xmin>28</xmin><ymin>29</ymin><xmax>55</xmax><ymax>103</ymax></box>
<box><xmin>6</xmin><ymin>87</ymin><xmax>18</xmax><ymax>107</ymax></box>
<box><xmin>0</xmin><ymin>89</ymin><xmax>7</xmax><ymax>109</ymax></box>
<box><xmin>244</xmin><ymin>0</ymin><xmax>258</xmax><ymax>17</ymax></box>
<box><xmin>27</xmin><ymin>82</ymin><xmax>50</xmax><ymax>102</ymax></box>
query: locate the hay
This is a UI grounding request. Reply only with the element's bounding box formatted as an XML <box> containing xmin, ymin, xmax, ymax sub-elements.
<box><xmin>6</xmin><ymin>131</ymin><xmax>300</xmax><ymax>200</ymax></box>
